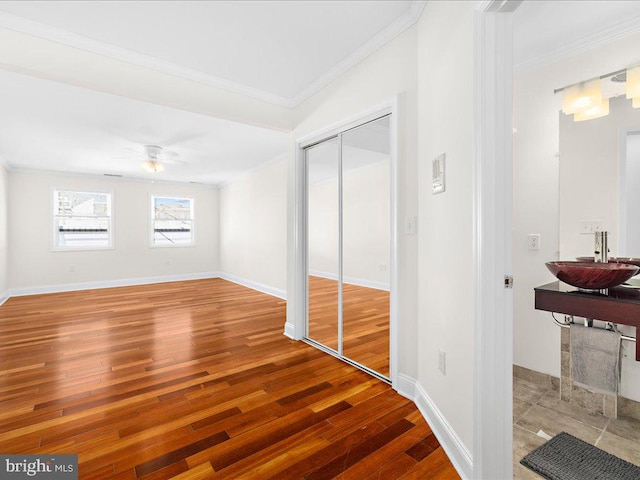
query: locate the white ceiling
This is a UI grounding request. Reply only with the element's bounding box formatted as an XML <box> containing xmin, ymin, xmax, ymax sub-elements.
<box><xmin>0</xmin><ymin>0</ymin><xmax>418</xmax><ymax>107</ymax></box>
<box><xmin>0</xmin><ymin>69</ymin><xmax>289</xmax><ymax>185</ymax></box>
<box><xmin>514</xmin><ymin>0</ymin><xmax>640</xmax><ymax>72</ymax></box>
<box><xmin>0</xmin><ymin>1</ymin><xmax>422</xmax><ymax>184</ymax></box>
<box><xmin>1</xmin><ymin>1</ymin><xmax>639</xmax><ymax>185</ymax></box>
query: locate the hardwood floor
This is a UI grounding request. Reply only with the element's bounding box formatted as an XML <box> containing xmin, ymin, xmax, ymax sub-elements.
<box><xmin>0</xmin><ymin>278</ymin><xmax>459</xmax><ymax>479</ymax></box>
<box><xmin>308</xmin><ymin>276</ymin><xmax>390</xmax><ymax>378</ymax></box>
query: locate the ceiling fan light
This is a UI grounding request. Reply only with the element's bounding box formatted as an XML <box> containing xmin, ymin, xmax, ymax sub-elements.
<box><xmin>573</xmin><ymin>97</ymin><xmax>609</xmax><ymax>122</ymax></box>
<box><xmin>626</xmin><ymin>65</ymin><xmax>640</xmax><ymax>99</ymax></box>
<box><xmin>142</xmin><ymin>160</ymin><xmax>164</xmax><ymax>173</ymax></box>
<box><xmin>562</xmin><ymin>79</ymin><xmax>602</xmax><ymax>115</ymax></box>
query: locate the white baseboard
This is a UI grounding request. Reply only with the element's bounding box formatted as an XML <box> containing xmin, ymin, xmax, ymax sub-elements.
<box><xmin>8</xmin><ymin>272</ymin><xmax>220</xmax><ymax>297</ymax></box>
<box><xmin>0</xmin><ymin>290</ymin><xmax>9</xmax><ymax>307</ymax></box>
<box><xmin>309</xmin><ymin>270</ymin><xmax>390</xmax><ymax>291</ymax></box>
<box><xmin>218</xmin><ymin>272</ymin><xmax>286</xmax><ymax>300</ymax></box>
<box><xmin>283</xmin><ymin>321</ymin><xmax>296</xmax><ymax>339</ymax></box>
<box><xmin>396</xmin><ymin>373</ymin><xmax>473</xmax><ymax>479</ymax></box>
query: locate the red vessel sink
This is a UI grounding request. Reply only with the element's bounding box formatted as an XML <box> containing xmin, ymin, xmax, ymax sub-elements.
<box><xmin>575</xmin><ymin>256</ymin><xmax>640</xmax><ymax>275</ymax></box>
<box><xmin>546</xmin><ymin>261</ymin><xmax>640</xmax><ymax>290</ymax></box>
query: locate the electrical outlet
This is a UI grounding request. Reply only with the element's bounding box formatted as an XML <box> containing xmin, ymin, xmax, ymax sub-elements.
<box><xmin>438</xmin><ymin>349</ymin><xmax>446</xmax><ymax>375</ymax></box>
<box><xmin>528</xmin><ymin>234</ymin><xmax>540</xmax><ymax>251</ymax></box>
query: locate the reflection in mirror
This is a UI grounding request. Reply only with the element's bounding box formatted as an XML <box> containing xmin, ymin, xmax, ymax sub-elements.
<box><xmin>306</xmin><ymin>137</ymin><xmax>340</xmax><ymax>351</ymax></box>
<box><xmin>559</xmin><ymin>95</ymin><xmax>640</xmax><ymax>261</ymax></box>
<box><xmin>619</xmin><ymin>131</ymin><xmax>640</xmax><ymax>256</ymax></box>
<box><xmin>342</xmin><ymin>116</ymin><xmax>390</xmax><ymax>377</ymax></box>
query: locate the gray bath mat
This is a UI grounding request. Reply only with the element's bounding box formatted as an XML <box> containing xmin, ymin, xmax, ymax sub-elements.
<box><xmin>521</xmin><ymin>431</ymin><xmax>640</xmax><ymax>480</ymax></box>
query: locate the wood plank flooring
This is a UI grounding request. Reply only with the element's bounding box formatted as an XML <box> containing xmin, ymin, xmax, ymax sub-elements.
<box><xmin>308</xmin><ymin>276</ymin><xmax>390</xmax><ymax>378</ymax></box>
<box><xmin>0</xmin><ymin>278</ymin><xmax>459</xmax><ymax>479</ymax></box>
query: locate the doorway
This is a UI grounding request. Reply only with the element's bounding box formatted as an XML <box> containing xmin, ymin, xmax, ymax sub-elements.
<box><xmin>304</xmin><ymin>114</ymin><xmax>392</xmax><ymax>381</ymax></box>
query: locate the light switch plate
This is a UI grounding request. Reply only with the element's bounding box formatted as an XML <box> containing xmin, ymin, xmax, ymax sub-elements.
<box><xmin>580</xmin><ymin>221</ymin><xmax>604</xmax><ymax>235</ymax></box>
<box><xmin>432</xmin><ymin>153</ymin><xmax>445</xmax><ymax>194</ymax></box>
<box><xmin>404</xmin><ymin>216</ymin><xmax>417</xmax><ymax>235</ymax></box>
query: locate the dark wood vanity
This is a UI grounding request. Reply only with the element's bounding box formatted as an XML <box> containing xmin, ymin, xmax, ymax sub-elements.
<box><xmin>535</xmin><ymin>281</ymin><xmax>640</xmax><ymax>360</ymax></box>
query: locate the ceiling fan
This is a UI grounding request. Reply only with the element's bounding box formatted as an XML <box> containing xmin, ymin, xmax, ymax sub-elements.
<box><xmin>123</xmin><ymin>145</ymin><xmax>188</xmax><ymax>173</ymax></box>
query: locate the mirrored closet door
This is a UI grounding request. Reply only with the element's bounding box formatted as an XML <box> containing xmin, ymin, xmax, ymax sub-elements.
<box><xmin>305</xmin><ymin>115</ymin><xmax>391</xmax><ymax>381</ymax></box>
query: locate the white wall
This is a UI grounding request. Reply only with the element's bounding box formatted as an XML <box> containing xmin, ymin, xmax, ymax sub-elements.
<box><xmin>513</xmin><ymin>32</ymin><xmax>640</xmax><ymax>380</ymax></box>
<box><xmin>416</xmin><ymin>0</ymin><xmax>475</xmax><ymax>455</ymax></box>
<box><xmin>291</xmin><ymin>24</ymin><xmax>419</xmax><ymax>379</ymax></box>
<box><xmin>219</xmin><ymin>157</ymin><xmax>287</xmax><ymax>297</ymax></box>
<box><xmin>8</xmin><ymin>172</ymin><xmax>218</xmax><ymax>291</ymax></box>
<box><xmin>308</xmin><ymin>158</ymin><xmax>391</xmax><ymax>288</ymax></box>
<box><xmin>0</xmin><ymin>163</ymin><xmax>8</xmax><ymax>302</ymax></box>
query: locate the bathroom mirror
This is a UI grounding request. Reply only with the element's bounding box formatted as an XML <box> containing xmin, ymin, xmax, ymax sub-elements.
<box><xmin>559</xmin><ymin>95</ymin><xmax>640</xmax><ymax>260</ymax></box>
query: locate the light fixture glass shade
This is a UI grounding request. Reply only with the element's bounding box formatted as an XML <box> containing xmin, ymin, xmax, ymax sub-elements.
<box><xmin>573</xmin><ymin>97</ymin><xmax>609</xmax><ymax>122</ymax></box>
<box><xmin>562</xmin><ymin>79</ymin><xmax>603</xmax><ymax>114</ymax></box>
<box><xmin>142</xmin><ymin>160</ymin><xmax>165</xmax><ymax>173</ymax></box>
<box><xmin>626</xmin><ymin>65</ymin><xmax>640</xmax><ymax>99</ymax></box>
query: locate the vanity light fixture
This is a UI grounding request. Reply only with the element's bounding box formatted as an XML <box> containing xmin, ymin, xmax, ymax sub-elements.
<box><xmin>573</xmin><ymin>97</ymin><xmax>609</xmax><ymax>122</ymax></box>
<box><xmin>562</xmin><ymin>79</ymin><xmax>603</xmax><ymax>115</ymax></box>
<box><xmin>627</xmin><ymin>65</ymin><xmax>640</xmax><ymax>108</ymax></box>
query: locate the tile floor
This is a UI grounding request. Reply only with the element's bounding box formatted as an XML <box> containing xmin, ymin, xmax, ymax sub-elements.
<box><xmin>513</xmin><ymin>376</ymin><xmax>640</xmax><ymax>479</ymax></box>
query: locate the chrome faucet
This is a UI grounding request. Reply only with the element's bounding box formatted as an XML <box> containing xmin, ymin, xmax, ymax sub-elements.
<box><xmin>594</xmin><ymin>231</ymin><xmax>609</xmax><ymax>263</ymax></box>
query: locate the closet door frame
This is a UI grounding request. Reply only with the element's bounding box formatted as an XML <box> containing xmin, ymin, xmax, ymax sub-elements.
<box><xmin>292</xmin><ymin>100</ymin><xmax>398</xmax><ymax>386</ymax></box>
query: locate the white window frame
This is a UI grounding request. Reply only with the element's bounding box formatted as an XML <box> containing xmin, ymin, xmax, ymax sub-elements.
<box><xmin>51</xmin><ymin>188</ymin><xmax>114</xmax><ymax>251</ymax></box>
<box><xmin>149</xmin><ymin>194</ymin><xmax>195</xmax><ymax>248</ymax></box>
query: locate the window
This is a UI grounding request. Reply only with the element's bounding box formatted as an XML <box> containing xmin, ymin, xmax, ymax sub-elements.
<box><xmin>151</xmin><ymin>196</ymin><xmax>194</xmax><ymax>246</ymax></box>
<box><xmin>53</xmin><ymin>189</ymin><xmax>112</xmax><ymax>249</ymax></box>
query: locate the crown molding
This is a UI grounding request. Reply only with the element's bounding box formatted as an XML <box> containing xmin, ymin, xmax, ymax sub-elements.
<box><xmin>0</xmin><ymin>2</ymin><xmax>426</xmax><ymax>109</ymax></box>
<box><xmin>516</xmin><ymin>14</ymin><xmax>640</xmax><ymax>74</ymax></box>
<box><xmin>291</xmin><ymin>1</ymin><xmax>426</xmax><ymax>106</ymax></box>
<box><xmin>0</xmin><ymin>11</ymin><xmax>294</xmax><ymax>108</ymax></box>
<box><xmin>9</xmin><ymin>167</ymin><xmax>220</xmax><ymax>189</ymax></box>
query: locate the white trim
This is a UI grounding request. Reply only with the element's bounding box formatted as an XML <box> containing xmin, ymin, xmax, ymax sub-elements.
<box><xmin>515</xmin><ymin>14</ymin><xmax>640</xmax><ymax>74</ymax></box>
<box><xmin>397</xmin><ymin>374</ymin><xmax>473</xmax><ymax>480</ymax></box>
<box><xmin>0</xmin><ymin>291</ymin><xmax>9</xmax><ymax>307</ymax></box>
<box><xmin>0</xmin><ymin>11</ymin><xmax>291</xmax><ymax>108</ymax></box>
<box><xmin>388</xmin><ymin>97</ymin><xmax>399</xmax><ymax>387</ymax></box>
<box><xmin>283</xmin><ymin>321</ymin><xmax>296</xmax><ymax>340</ymax></box>
<box><xmin>8</xmin><ymin>271</ymin><xmax>220</xmax><ymax>297</ymax></box>
<box><xmin>10</xmin><ymin>167</ymin><xmax>220</xmax><ymax>189</ymax></box>
<box><xmin>0</xmin><ymin>2</ymin><xmax>426</xmax><ymax>109</ymax></box>
<box><xmin>297</xmin><ymin>103</ymin><xmax>396</xmax><ymax>149</ymax></box>
<box><xmin>309</xmin><ymin>270</ymin><xmax>390</xmax><ymax>292</ymax></box>
<box><xmin>473</xmin><ymin>2</ymin><xmax>515</xmax><ymax>479</ymax></box>
<box><xmin>291</xmin><ymin>2</ymin><xmax>426</xmax><ymax>107</ymax></box>
<box><xmin>218</xmin><ymin>272</ymin><xmax>286</xmax><ymax>300</ymax></box>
